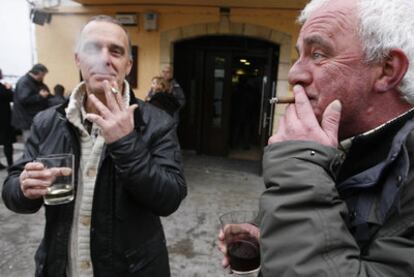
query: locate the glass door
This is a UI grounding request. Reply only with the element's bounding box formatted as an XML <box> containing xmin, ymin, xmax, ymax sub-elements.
<box><xmin>201</xmin><ymin>51</ymin><xmax>232</xmax><ymax>156</ymax></box>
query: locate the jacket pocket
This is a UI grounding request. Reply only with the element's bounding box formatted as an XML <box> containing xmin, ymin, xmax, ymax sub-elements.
<box><xmin>124</xmin><ymin>231</ymin><xmax>167</xmax><ymax>274</ymax></box>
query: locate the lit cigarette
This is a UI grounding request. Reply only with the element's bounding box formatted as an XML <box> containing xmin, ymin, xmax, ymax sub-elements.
<box><xmin>269</xmin><ymin>96</ymin><xmax>295</xmax><ymax>104</ymax></box>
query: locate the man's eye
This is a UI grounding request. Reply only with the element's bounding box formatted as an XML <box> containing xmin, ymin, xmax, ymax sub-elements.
<box><xmin>311</xmin><ymin>52</ymin><xmax>324</xmax><ymax>59</ymax></box>
<box><xmin>111</xmin><ymin>48</ymin><xmax>124</xmax><ymax>56</ymax></box>
<box><xmin>83</xmin><ymin>44</ymin><xmax>100</xmax><ymax>54</ymax></box>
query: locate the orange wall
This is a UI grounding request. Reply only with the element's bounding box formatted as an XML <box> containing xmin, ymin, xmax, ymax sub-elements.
<box><xmin>36</xmin><ymin>5</ymin><xmax>301</xmax><ymax>99</ymax></box>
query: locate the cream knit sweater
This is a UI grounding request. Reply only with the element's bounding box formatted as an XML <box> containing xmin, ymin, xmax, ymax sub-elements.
<box><xmin>64</xmin><ymin>82</ymin><xmax>130</xmax><ymax>277</ymax></box>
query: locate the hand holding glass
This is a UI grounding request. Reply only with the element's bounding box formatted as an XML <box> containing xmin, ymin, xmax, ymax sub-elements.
<box><xmin>36</xmin><ymin>154</ymin><xmax>74</xmax><ymax>205</ymax></box>
<box><xmin>219</xmin><ymin>211</ymin><xmax>260</xmax><ymax>275</ymax></box>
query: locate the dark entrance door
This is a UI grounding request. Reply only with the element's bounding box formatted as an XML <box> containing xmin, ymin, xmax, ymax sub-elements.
<box><xmin>202</xmin><ymin>51</ymin><xmax>232</xmax><ymax>156</ymax></box>
<box><xmin>174</xmin><ymin>36</ymin><xmax>279</xmax><ymax>159</ymax></box>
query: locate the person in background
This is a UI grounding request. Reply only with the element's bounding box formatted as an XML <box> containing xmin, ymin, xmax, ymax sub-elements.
<box><xmin>219</xmin><ymin>0</ymin><xmax>414</xmax><ymax>276</ymax></box>
<box><xmin>146</xmin><ymin>76</ymin><xmax>180</xmax><ymax>117</ymax></box>
<box><xmin>145</xmin><ymin>75</ymin><xmax>168</xmax><ymax>101</ymax></box>
<box><xmin>161</xmin><ymin>65</ymin><xmax>185</xmax><ymax>121</ymax></box>
<box><xmin>2</xmin><ymin>15</ymin><xmax>186</xmax><ymax>277</ymax></box>
<box><xmin>48</xmin><ymin>84</ymin><xmax>67</xmax><ymax>107</ymax></box>
<box><xmin>11</xmin><ymin>63</ymin><xmax>50</xmax><ymax>142</ymax></box>
<box><xmin>0</xmin><ymin>68</ymin><xmax>15</xmax><ymax>169</ymax></box>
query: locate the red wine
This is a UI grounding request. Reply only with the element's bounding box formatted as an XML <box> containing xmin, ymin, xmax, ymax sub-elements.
<box><xmin>228</xmin><ymin>238</ymin><xmax>260</xmax><ymax>272</ymax></box>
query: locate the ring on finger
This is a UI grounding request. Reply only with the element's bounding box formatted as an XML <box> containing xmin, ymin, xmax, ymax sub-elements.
<box><xmin>111</xmin><ymin>87</ymin><xmax>119</xmax><ymax>94</ymax></box>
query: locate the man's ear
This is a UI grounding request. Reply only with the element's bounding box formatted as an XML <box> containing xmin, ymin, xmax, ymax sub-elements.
<box><xmin>126</xmin><ymin>58</ymin><xmax>133</xmax><ymax>76</ymax></box>
<box><xmin>75</xmin><ymin>53</ymin><xmax>81</xmax><ymax>68</ymax></box>
<box><xmin>374</xmin><ymin>48</ymin><xmax>409</xmax><ymax>92</ymax></box>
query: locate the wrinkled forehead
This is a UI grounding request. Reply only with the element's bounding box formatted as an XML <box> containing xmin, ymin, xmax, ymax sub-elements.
<box><xmin>299</xmin><ymin>0</ymin><xmax>359</xmax><ymax>44</ymax></box>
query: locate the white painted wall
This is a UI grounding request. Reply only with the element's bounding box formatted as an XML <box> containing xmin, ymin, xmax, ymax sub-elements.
<box><xmin>0</xmin><ymin>0</ymin><xmax>34</xmax><ymax>84</ymax></box>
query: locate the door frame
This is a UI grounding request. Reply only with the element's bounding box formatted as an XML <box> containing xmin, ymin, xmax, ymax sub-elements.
<box><xmin>174</xmin><ymin>36</ymin><xmax>280</xmax><ymax>157</ymax></box>
<box><xmin>201</xmin><ymin>51</ymin><xmax>233</xmax><ymax>156</ymax></box>
<box><xmin>160</xmin><ymin>22</ymin><xmax>293</xmax><ymax>138</ymax></box>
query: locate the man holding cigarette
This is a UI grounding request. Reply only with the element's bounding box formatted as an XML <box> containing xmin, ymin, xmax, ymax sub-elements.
<box><xmin>219</xmin><ymin>0</ymin><xmax>414</xmax><ymax>276</ymax></box>
<box><xmin>2</xmin><ymin>15</ymin><xmax>186</xmax><ymax>277</ymax></box>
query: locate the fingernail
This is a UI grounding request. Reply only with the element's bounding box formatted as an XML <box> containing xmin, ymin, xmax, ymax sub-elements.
<box><xmin>331</xmin><ymin>100</ymin><xmax>342</xmax><ymax>112</ymax></box>
<box><xmin>293</xmin><ymin>85</ymin><xmax>303</xmax><ymax>93</ymax></box>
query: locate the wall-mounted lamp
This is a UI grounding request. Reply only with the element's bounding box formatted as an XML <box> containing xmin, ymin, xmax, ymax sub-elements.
<box><xmin>220</xmin><ymin>7</ymin><xmax>231</xmax><ymax>16</ymax></box>
<box><xmin>31</xmin><ymin>9</ymin><xmax>52</xmax><ymax>25</ymax></box>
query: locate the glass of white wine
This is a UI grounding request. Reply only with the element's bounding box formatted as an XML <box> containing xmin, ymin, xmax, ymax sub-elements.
<box><xmin>36</xmin><ymin>153</ymin><xmax>74</xmax><ymax>205</ymax></box>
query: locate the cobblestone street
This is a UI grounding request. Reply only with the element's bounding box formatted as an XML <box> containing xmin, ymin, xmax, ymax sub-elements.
<box><xmin>0</xmin><ymin>145</ymin><xmax>264</xmax><ymax>277</ymax></box>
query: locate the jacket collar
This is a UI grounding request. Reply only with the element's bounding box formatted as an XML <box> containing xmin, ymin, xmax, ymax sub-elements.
<box><xmin>337</xmin><ymin>116</ymin><xmax>414</xmax><ymax>244</ymax></box>
<box><xmin>338</xmin><ymin>109</ymin><xmax>414</xmax><ymax>183</ymax></box>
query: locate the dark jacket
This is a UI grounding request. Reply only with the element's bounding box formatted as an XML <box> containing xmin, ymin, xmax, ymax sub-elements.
<box><xmin>260</xmin><ymin>113</ymin><xmax>414</xmax><ymax>276</ymax></box>
<box><xmin>47</xmin><ymin>95</ymin><xmax>66</xmax><ymax>107</ymax></box>
<box><xmin>2</xmin><ymin>95</ymin><xmax>187</xmax><ymax>277</ymax></box>
<box><xmin>169</xmin><ymin>79</ymin><xmax>185</xmax><ymax>109</ymax></box>
<box><xmin>11</xmin><ymin>73</ymin><xmax>49</xmax><ymax>130</ymax></box>
<box><xmin>0</xmin><ymin>83</ymin><xmax>15</xmax><ymax>144</ymax></box>
<box><xmin>169</xmin><ymin>80</ymin><xmax>185</xmax><ymax>122</ymax></box>
<box><xmin>148</xmin><ymin>91</ymin><xmax>181</xmax><ymax>117</ymax></box>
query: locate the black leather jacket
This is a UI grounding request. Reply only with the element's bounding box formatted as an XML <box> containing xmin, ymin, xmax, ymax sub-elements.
<box><xmin>11</xmin><ymin>73</ymin><xmax>50</xmax><ymax>130</ymax></box>
<box><xmin>2</xmin><ymin>95</ymin><xmax>187</xmax><ymax>277</ymax></box>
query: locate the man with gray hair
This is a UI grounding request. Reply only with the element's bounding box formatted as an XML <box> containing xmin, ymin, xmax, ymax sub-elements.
<box><xmin>219</xmin><ymin>0</ymin><xmax>414</xmax><ymax>276</ymax></box>
<box><xmin>3</xmin><ymin>15</ymin><xmax>186</xmax><ymax>277</ymax></box>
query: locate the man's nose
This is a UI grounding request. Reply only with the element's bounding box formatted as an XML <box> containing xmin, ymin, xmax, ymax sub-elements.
<box><xmin>288</xmin><ymin>60</ymin><xmax>312</xmax><ymax>87</ymax></box>
<box><xmin>100</xmin><ymin>48</ymin><xmax>112</xmax><ymax>65</ymax></box>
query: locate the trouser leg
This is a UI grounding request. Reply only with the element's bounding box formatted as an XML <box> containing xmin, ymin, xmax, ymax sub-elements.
<box><xmin>22</xmin><ymin>129</ymin><xmax>31</xmax><ymax>143</ymax></box>
<box><xmin>3</xmin><ymin>142</ymin><xmax>13</xmax><ymax>166</ymax></box>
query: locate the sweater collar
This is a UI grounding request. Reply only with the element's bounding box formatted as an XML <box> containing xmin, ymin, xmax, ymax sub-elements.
<box><xmin>55</xmin><ymin>81</ymin><xmax>146</xmax><ymax>132</ymax></box>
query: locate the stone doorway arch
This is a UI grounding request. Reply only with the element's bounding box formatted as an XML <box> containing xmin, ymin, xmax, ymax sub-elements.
<box><xmin>160</xmin><ymin>22</ymin><xmax>292</xmax><ymax>134</ymax></box>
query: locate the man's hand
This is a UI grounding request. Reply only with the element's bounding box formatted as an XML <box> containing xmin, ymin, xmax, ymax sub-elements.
<box><xmin>218</xmin><ymin>223</ymin><xmax>260</xmax><ymax>270</ymax></box>
<box><xmin>85</xmin><ymin>80</ymin><xmax>138</xmax><ymax>144</ymax></box>
<box><xmin>268</xmin><ymin>85</ymin><xmax>342</xmax><ymax>148</ymax></box>
<box><xmin>4</xmin><ymin>82</ymin><xmax>12</xmax><ymax>90</ymax></box>
<box><xmin>39</xmin><ymin>89</ymin><xmax>49</xmax><ymax>98</ymax></box>
<box><xmin>19</xmin><ymin>162</ymin><xmax>71</xmax><ymax>200</ymax></box>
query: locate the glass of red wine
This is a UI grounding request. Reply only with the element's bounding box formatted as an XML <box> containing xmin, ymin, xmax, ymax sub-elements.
<box><xmin>219</xmin><ymin>210</ymin><xmax>260</xmax><ymax>275</ymax></box>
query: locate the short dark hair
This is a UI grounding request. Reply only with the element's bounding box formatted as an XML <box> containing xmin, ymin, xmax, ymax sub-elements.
<box><xmin>53</xmin><ymin>84</ymin><xmax>65</xmax><ymax>96</ymax></box>
<box><xmin>77</xmin><ymin>15</ymin><xmax>132</xmax><ymax>59</ymax></box>
<box><xmin>30</xmin><ymin>63</ymin><xmax>48</xmax><ymax>75</ymax></box>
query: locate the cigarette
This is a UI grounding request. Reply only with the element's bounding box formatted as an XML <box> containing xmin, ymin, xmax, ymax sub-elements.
<box><xmin>111</xmin><ymin>87</ymin><xmax>120</xmax><ymax>94</ymax></box>
<box><xmin>269</xmin><ymin>96</ymin><xmax>295</xmax><ymax>104</ymax></box>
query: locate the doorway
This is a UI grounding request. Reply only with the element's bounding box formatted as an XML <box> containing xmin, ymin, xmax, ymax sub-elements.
<box><xmin>174</xmin><ymin>36</ymin><xmax>279</xmax><ymax>160</ymax></box>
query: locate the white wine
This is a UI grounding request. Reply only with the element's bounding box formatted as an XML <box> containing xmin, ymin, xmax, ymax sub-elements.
<box><xmin>44</xmin><ymin>184</ymin><xmax>74</xmax><ymax>205</ymax></box>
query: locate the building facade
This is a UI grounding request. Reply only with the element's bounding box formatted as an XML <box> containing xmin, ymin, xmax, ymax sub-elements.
<box><xmin>35</xmin><ymin>0</ymin><xmax>306</xmax><ymax>158</ymax></box>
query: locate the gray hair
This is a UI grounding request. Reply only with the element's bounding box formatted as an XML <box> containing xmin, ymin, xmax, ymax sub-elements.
<box><xmin>75</xmin><ymin>15</ymin><xmax>133</xmax><ymax>59</ymax></box>
<box><xmin>298</xmin><ymin>0</ymin><xmax>414</xmax><ymax>103</ymax></box>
